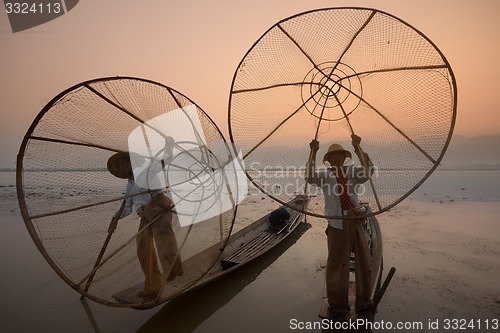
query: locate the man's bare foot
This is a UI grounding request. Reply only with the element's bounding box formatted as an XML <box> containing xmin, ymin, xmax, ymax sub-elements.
<box><xmin>138</xmin><ymin>288</ymin><xmax>161</xmax><ymax>302</ymax></box>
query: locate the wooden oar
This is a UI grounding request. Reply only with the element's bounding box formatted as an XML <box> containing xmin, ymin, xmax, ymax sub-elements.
<box><xmin>372</xmin><ymin>266</ymin><xmax>396</xmax><ymax>309</ymax></box>
<box><xmin>81</xmin><ymin>200</ymin><xmax>126</xmax><ymax>298</ymax></box>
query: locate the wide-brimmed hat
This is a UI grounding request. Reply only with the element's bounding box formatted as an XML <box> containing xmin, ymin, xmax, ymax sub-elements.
<box><xmin>323</xmin><ymin>143</ymin><xmax>352</xmax><ymax>162</ymax></box>
<box><xmin>107</xmin><ymin>152</ymin><xmax>133</xmax><ymax>179</ymax></box>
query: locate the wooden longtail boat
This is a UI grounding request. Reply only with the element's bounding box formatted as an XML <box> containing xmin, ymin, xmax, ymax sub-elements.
<box><xmin>113</xmin><ymin>195</ymin><xmax>310</xmax><ymax>307</ymax></box>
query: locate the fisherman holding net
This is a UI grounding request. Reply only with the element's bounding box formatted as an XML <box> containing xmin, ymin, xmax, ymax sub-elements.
<box><xmin>107</xmin><ymin>137</ymin><xmax>183</xmax><ymax>301</ymax></box>
<box><xmin>307</xmin><ymin>134</ymin><xmax>374</xmax><ymax>321</ymax></box>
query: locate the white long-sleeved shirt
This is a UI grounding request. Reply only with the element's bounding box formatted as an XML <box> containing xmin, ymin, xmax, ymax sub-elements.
<box><xmin>120</xmin><ymin>152</ymin><xmax>172</xmax><ymax>218</ymax></box>
<box><xmin>309</xmin><ymin>165</ymin><xmax>371</xmax><ymax>229</ymax></box>
<box><xmin>120</xmin><ymin>179</ymin><xmax>161</xmax><ymax>218</ymax></box>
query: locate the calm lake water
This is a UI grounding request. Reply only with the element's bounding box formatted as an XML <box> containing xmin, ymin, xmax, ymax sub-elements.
<box><xmin>1</xmin><ymin>169</ymin><xmax>499</xmax><ymax>332</ymax></box>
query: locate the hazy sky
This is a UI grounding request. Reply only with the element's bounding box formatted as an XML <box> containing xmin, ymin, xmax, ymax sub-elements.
<box><xmin>1</xmin><ymin>0</ymin><xmax>499</xmax><ymax>168</ymax></box>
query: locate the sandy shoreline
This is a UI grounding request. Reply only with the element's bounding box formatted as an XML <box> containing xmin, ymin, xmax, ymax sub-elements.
<box><xmin>1</xmin><ymin>170</ymin><xmax>499</xmax><ymax>332</ymax></box>
<box><xmin>377</xmin><ymin>199</ymin><xmax>500</xmax><ymax>324</ymax></box>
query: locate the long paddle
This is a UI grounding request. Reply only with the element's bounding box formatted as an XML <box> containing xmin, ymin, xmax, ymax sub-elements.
<box><xmin>81</xmin><ymin>200</ymin><xmax>126</xmax><ymax>299</ymax></box>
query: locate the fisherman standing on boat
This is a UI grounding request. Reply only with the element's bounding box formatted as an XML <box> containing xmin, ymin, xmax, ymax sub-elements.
<box><xmin>307</xmin><ymin>134</ymin><xmax>374</xmax><ymax>321</ymax></box>
<box><xmin>108</xmin><ymin>137</ymin><xmax>183</xmax><ymax>302</ymax></box>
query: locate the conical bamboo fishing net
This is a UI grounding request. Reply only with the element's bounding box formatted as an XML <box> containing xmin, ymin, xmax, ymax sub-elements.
<box><xmin>229</xmin><ymin>7</ymin><xmax>457</xmax><ymax>219</ymax></box>
<box><xmin>17</xmin><ymin>77</ymin><xmax>240</xmax><ymax>308</ymax></box>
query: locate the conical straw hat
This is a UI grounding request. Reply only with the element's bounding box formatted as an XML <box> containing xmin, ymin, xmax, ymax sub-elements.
<box><xmin>323</xmin><ymin>143</ymin><xmax>351</xmax><ymax>162</ymax></box>
<box><xmin>107</xmin><ymin>152</ymin><xmax>133</xmax><ymax>179</ymax></box>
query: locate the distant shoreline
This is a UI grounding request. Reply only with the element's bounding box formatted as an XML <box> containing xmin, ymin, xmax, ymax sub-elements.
<box><xmin>3</xmin><ymin>166</ymin><xmax>500</xmax><ymax>172</ymax></box>
<box><xmin>0</xmin><ymin>168</ymin><xmax>108</xmax><ymax>172</ymax></box>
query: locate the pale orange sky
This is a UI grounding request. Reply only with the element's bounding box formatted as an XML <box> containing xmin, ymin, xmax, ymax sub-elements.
<box><xmin>1</xmin><ymin>0</ymin><xmax>499</xmax><ymax>168</ymax></box>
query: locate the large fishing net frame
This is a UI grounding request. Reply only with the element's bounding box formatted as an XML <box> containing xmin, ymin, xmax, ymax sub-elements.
<box><xmin>229</xmin><ymin>7</ymin><xmax>457</xmax><ymax>219</ymax></box>
<box><xmin>16</xmin><ymin>77</ymin><xmax>241</xmax><ymax>308</ymax></box>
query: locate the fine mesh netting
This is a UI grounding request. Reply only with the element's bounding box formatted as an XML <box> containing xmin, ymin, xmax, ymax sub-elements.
<box><xmin>229</xmin><ymin>7</ymin><xmax>456</xmax><ymax>219</ymax></box>
<box><xmin>17</xmin><ymin>77</ymin><xmax>240</xmax><ymax>308</ymax></box>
